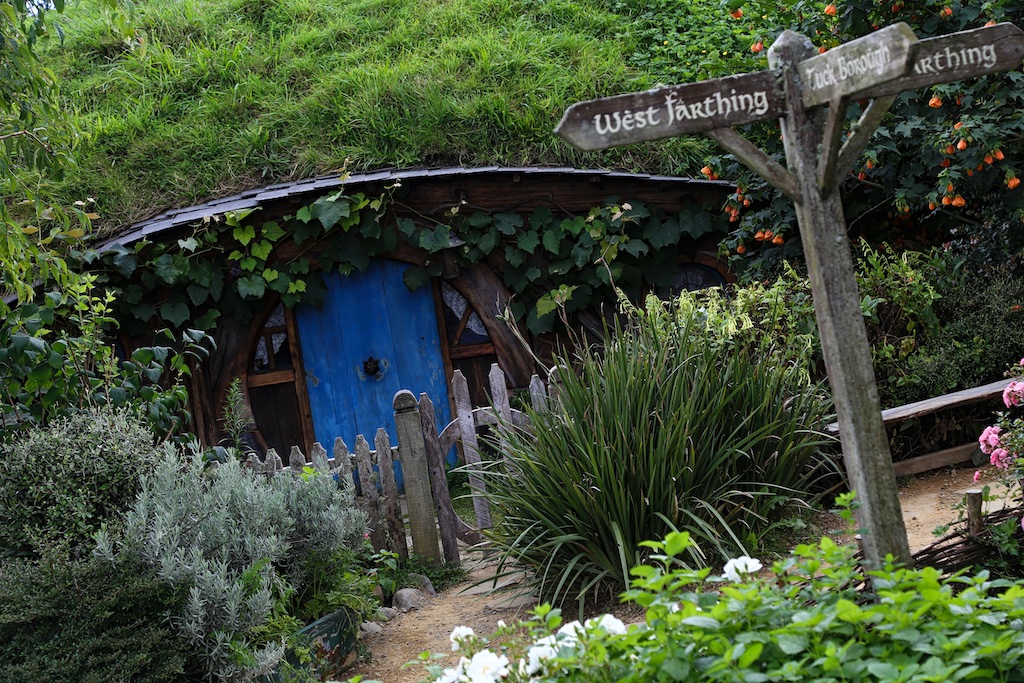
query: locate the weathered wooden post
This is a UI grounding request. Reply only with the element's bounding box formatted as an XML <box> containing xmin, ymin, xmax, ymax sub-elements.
<box><xmin>556</xmin><ymin>21</ymin><xmax>1024</xmax><ymax>570</ymax></box>
<box><xmin>966</xmin><ymin>489</ymin><xmax>984</xmax><ymax>537</ymax></box>
<box><xmin>452</xmin><ymin>369</ymin><xmax>493</xmax><ymax>529</ymax></box>
<box><xmin>419</xmin><ymin>392</ymin><xmax>462</xmax><ymax>565</ymax></box>
<box><xmin>353</xmin><ymin>434</ymin><xmax>388</xmax><ymax>553</ymax></box>
<box><xmin>767</xmin><ymin>27</ymin><xmax>914</xmax><ymax>568</ymax></box>
<box><xmin>375</xmin><ymin>428</ymin><xmax>408</xmax><ymax>562</ymax></box>
<box><xmin>393</xmin><ymin>389</ymin><xmax>442</xmax><ymax>566</ymax></box>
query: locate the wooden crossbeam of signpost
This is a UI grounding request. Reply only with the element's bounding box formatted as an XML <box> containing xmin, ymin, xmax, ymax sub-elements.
<box><xmin>555</xmin><ymin>20</ymin><xmax>1024</xmax><ymax>571</ymax></box>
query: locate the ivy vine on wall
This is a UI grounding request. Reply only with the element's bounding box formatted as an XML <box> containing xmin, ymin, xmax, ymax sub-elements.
<box><xmin>83</xmin><ymin>184</ymin><xmax>728</xmax><ymax>337</ymax></box>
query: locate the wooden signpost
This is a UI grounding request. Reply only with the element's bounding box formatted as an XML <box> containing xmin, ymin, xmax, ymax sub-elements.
<box><xmin>556</xmin><ymin>22</ymin><xmax>1024</xmax><ymax>570</ymax></box>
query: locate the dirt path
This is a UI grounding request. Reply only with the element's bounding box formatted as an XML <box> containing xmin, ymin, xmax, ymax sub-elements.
<box><xmin>346</xmin><ymin>464</ymin><xmax>1003</xmax><ymax>683</ymax></box>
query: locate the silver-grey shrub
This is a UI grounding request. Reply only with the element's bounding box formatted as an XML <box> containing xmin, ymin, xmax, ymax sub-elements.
<box><xmin>96</xmin><ymin>446</ymin><xmax>368</xmax><ymax>682</ymax></box>
<box><xmin>0</xmin><ymin>407</ymin><xmax>155</xmax><ymax>554</ymax></box>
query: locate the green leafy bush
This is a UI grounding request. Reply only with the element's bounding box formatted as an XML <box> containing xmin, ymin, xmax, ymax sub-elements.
<box><xmin>95</xmin><ymin>446</ymin><xmax>370</xmax><ymax>681</ymax></box>
<box><xmin>0</xmin><ymin>552</ymin><xmax>189</xmax><ymax>683</ymax></box>
<box><xmin>891</xmin><ymin>265</ymin><xmax>1024</xmax><ymax>405</ymax></box>
<box><xmin>425</xmin><ymin>527</ymin><xmax>1024</xmax><ymax>683</ymax></box>
<box><xmin>0</xmin><ymin>407</ymin><xmax>155</xmax><ymax>554</ymax></box>
<box><xmin>480</xmin><ymin>294</ymin><xmax>838</xmax><ymax>611</ymax></box>
<box><xmin>0</xmin><ymin>275</ymin><xmax>212</xmax><ymax>441</ymax></box>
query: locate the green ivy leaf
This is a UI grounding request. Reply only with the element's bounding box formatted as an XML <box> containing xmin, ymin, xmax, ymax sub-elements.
<box><xmin>418</xmin><ymin>224</ymin><xmax>451</xmax><ymax>252</ymax></box>
<box><xmin>189</xmin><ymin>260</ymin><xmax>214</xmax><ymax>288</ymax></box>
<box><xmin>233</xmin><ymin>224</ymin><xmax>256</xmax><ymax>246</ymax></box>
<box><xmin>107</xmin><ymin>244</ymin><xmax>138</xmax><ymax>277</ymax></box>
<box><xmin>262</xmin><ymin>221</ymin><xmax>285</xmax><ymax>241</ymax></box>
<box><xmin>542</xmin><ymin>228</ymin><xmax>564</xmax><ymax>254</ymax></box>
<box><xmin>292</xmin><ymin>217</ymin><xmax>319</xmax><ymax>243</ymax></box>
<box><xmin>194</xmin><ymin>308</ymin><xmax>221</xmax><ymax>330</ymax></box>
<box><xmin>251</xmin><ymin>239</ymin><xmax>273</xmax><ymax>261</ymax></box>
<box><xmin>311</xmin><ymin>195</ymin><xmax>351</xmax><ymax>230</ymax></box>
<box><xmin>467</xmin><ymin>212</ymin><xmax>492</xmax><ymax>228</ymax></box>
<box><xmin>240</xmin><ymin>256</ymin><xmax>257</xmax><ymax>272</ymax></box>
<box><xmin>681</xmin><ymin>211</ymin><xmax>714</xmax><ymax>239</ymax></box>
<box><xmin>129</xmin><ymin>302</ymin><xmax>155</xmax><ymax>322</ymax></box>
<box><xmin>187</xmin><ymin>283</ymin><xmax>210</xmax><ymax>306</ymax></box>
<box><xmin>236</xmin><ymin>275</ymin><xmax>267</xmax><ymax>298</ymax></box>
<box><xmin>296</xmin><ymin>205</ymin><xmax>312</xmax><ymax>223</ymax></box>
<box><xmin>477</xmin><ymin>227</ymin><xmax>499</xmax><ymax>255</ymax></box>
<box><xmin>154</xmin><ymin>254</ymin><xmax>181</xmax><ymax>284</ymax></box>
<box><xmin>225</xmin><ymin>208</ymin><xmax>257</xmax><ymax>227</ymax></box>
<box><xmin>646</xmin><ymin>217</ymin><xmax>683</xmax><ymax>250</ymax></box>
<box><xmin>494</xmin><ymin>212</ymin><xmax>524</xmax><ymax>235</ymax></box>
<box><xmin>530</xmin><ymin>206</ymin><xmax>553</xmax><ymax>229</ymax></box>
<box><xmin>177</xmin><ymin>236</ymin><xmax>199</xmax><ymax>252</ymax></box>
<box><xmin>505</xmin><ymin>246</ymin><xmax>525</xmax><ymax>268</ymax></box>
<box><xmin>160</xmin><ymin>301</ymin><xmax>190</xmax><ymax>327</ymax></box>
<box><xmin>397</xmin><ymin>217</ymin><xmax>416</xmax><ymax>237</ymax></box>
<box><xmin>268</xmin><ymin>272</ymin><xmax>291</xmax><ymax>293</ymax></box>
<box><xmin>208</xmin><ymin>271</ymin><xmax>225</xmax><ymax>301</ymax></box>
<box><xmin>620</xmin><ymin>238</ymin><xmax>649</xmax><ymax>258</ymax></box>
<box><xmin>262</xmin><ymin>268</ymin><xmax>280</xmax><ymax>282</ymax></box>
<box><xmin>518</xmin><ymin>230</ymin><xmax>540</xmax><ymax>253</ymax></box>
<box><xmin>572</xmin><ymin>243</ymin><xmax>593</xmax><ymax>267</ymax></box>
<box><xmin>561</xmin><ymin>216</ymin><xmax>586</xmax><ymax>236</ymax></box>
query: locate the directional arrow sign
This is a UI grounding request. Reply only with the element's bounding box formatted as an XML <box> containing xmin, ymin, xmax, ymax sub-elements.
<box><xmin>798</xmin><ymin>22</ymin><xmax>917</xmax><ymax>107</ymax></box>
<box><xmin>555</xmin><ymin>70</ymin><xmax>784</xmax><ymax>151</ymax></box>
<box><xmin>859</xmin><ymin>22</ymin><xmax>1024</xmax><ymax>98</ymax></box>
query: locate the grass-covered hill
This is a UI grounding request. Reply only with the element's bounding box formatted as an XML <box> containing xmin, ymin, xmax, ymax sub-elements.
<box><xmin>44</xmin><ymin>0</ymin><xmax>762</xmax><ymax>230</ymax></box>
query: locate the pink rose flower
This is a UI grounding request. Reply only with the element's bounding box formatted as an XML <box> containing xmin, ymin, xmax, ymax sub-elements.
<box><xmin>973</xmin><ymin>470</ymin><xmax>981</xmax><ymax>483</ymax></box>
<box><xmin>990</xmin><ymin>448</ymin><xmax>1013</xmax><ymax>470</ymax></box>
<box><xmin>1004</xmin><ymin>380</ymin><xmax>1024</xmax><ymax>408</ymax></box>
<box><xmin>979</xmin><ymin>425</ymin><xmax>1002</xmax><ymax>455</ymax></box>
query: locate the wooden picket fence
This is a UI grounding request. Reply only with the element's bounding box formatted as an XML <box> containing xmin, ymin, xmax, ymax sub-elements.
<box><xmin>250</xmin><ymin>363</ymin><xmax>554</xmax><ymax>567</ymax></box>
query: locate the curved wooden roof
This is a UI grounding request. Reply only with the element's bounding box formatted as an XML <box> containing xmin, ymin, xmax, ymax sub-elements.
<box><xmin>99</xmin><ymin>166</ymin><xmax>731</xmax><ymax>250</ymax></box>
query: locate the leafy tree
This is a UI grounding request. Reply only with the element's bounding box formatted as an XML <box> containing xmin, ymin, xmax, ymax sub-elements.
<box><xmin>616</xmin><ymin>0</ymin><xmax>1024</xmax><ymax>275</ymax></box>
<box><xmin>0</xmin><ymin>0</ymin><xmax>122</xmax><ymax>313</ymax></box>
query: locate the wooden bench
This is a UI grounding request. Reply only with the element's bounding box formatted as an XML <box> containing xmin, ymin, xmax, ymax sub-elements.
<box><xmin>829</xmin><ymin>378</ymin><xmax>1013</xmax><ymax>477</ymax></box>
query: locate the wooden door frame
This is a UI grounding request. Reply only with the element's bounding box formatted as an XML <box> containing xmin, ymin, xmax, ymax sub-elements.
<box><xmin>242</xmin><ymin>297</ymin><xmax>317</xmax><ymax>457</ymax></box>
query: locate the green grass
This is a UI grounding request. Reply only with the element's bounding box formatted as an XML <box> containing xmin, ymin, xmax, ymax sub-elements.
<box><xmin>41</xmin><ymin>0</ymin><xmax>725</xmax><ymax>230</ymax></box>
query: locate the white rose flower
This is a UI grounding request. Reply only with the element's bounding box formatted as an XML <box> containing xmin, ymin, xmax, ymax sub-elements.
<box><xmin>722</xmin><ymin>555</ymin><xmax>763</xmax><ymax>582</ymax></box>
<box><xmin>585</xmin><ymin>613</ymin><xmax>627</xmax><ymax>635</ymax></box>
<box><xmin>436</xmin><ymin>657</ymin><xmax>469</xmax><ymax>683</ymax></box>
<box><xmin>556</xmin><ymin>620</ymin><xmax>584</xmax><ymax>641</ymax></box>
<box><xmin>449</xmin><ymin>625</ymin><xmax>476</xmax><ymax>651</ymax></box>
<box><xmin>526</xmin><ymin>641</ymin><xmax>558</xmax><ymax>675</ymax></box>
<box><xmin>463</xmin><ymin>650</ymin><xmax>509</xmax><ymax>683</ymax></box>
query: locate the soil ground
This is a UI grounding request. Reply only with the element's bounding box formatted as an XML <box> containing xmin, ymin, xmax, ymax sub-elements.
<box><xmin>345</xmin><ymin>463</ymin><xmax>1005</xmax><ymax>683</ymax></box>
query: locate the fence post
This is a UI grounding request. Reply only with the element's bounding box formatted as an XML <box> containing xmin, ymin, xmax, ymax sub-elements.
<box><xmin>529</xmin><ymin>373</ymin><xmax>547</xmax><ymax>412</ymax></box>
<box><xmin>966</xmin><ymin>489</ymin><xmax>984</xmax><ymax>537</ymax></box>
<box><xmin>453</xmin><ymin>370</ymin><xmax>493</xmax><ymax>530</ymax></box>
<box><xmin>394</xmin><ymin>390</ymin><xmax>441</xmax><ymax>566</ymax></box>
<box><xmin>419</xmin><ymin>392</ymin><xmax>461</xmax><ymax>565</ymax></box>
<box><xmin>376</xmin><ymin>428</ymin><xmax>408</xmax><ymax>562</ymax></box>
<box><xmin>489</xmin><ymin>363</ymin><xmax>512</xmax><ymax>422</ymax></box>
<box><xmin>310</xmin><ymin>442</ymin><xmax>329</xmax><ymax>471</ymax></box>
<box><xmin>354</xmin><ymin>435</ymin><xmax>388</xmax><ymax>553</ymax></box>
<box><xmin>289</xmin><ymin>445</ymin><xmax>306</xmax><ymax>471</ymax></box>
<box><xmin>333</xmin><ymin>437</ymin><xmax>356</xmax><ymax>490</ymax></box>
